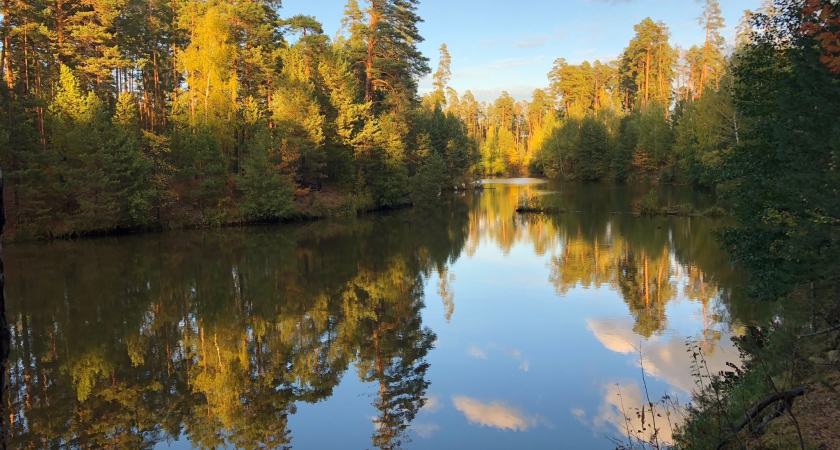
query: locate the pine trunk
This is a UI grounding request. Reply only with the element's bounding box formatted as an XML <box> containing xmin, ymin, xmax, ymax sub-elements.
<box><xmin>2</xmin><ymin>0</ymin><xmax>12</xmax><ymax>90</ymax></box>
<box><xmin>645</xmin><ymin>45</ymin><xmax>651</xmax><ymax>106</ymax></box>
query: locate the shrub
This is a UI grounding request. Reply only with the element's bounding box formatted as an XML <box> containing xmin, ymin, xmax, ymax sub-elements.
<box><xmin>409</xmin><ymin>152</ymin><xmax>447</xmax><ymax>207</ymax></box>
<box><xmin>702</xmin><ymin>206</ymin><xmax>727</xmax><ymax>218</ymax></box>
<box><xmin>516</xmin><ymin>194</ymin><xmax>566</xmax><ymax>213</ymax></box>
<box><xmin>674</xmin><ymin>203</ymin><xmax>696</xmax><ymax>216</ymax></box>
<box><xmin>638</xmin><ymin>189</ymin><xmax>663</xmax><ymax>215</ymax></box>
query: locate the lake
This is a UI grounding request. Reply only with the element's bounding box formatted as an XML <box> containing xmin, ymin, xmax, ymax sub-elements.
<box><xmin>4</xmin><ymin>179</ymin><xmax>767</xmax><ymax>449</ymax></box>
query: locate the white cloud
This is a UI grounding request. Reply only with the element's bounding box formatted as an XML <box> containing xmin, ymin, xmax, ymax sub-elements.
<box><xmin>586</xmin><ymin>317</ymin><xmax>738</xmax><ymax>394</ymax></box>
<box><xmin>452</xmin><ymin>397</ymin><xmax>545</xmax><ymax>432</ymax></box>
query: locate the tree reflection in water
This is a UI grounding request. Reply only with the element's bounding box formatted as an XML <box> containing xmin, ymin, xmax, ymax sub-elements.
<box><xmin>3</xmin><ymin>182</ymin><xmax>770</xmax><ymax>448</ymax></box>
<box><xmin>3</xmin><ymin>201</ymin><xmax>468</xmax><ymax>449</ymax></box>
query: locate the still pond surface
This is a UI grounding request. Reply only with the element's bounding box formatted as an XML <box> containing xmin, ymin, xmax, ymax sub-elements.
<box><xmin>6</xmin><ymin>180</ymin><xmax>767</xmax><ymax>449</ymax></box>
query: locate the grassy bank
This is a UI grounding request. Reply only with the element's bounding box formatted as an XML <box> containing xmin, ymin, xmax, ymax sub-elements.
<box><xmin>2</xmin><ymin>185</ymin><xmax>393</xmax><ymax>242</ymax></box>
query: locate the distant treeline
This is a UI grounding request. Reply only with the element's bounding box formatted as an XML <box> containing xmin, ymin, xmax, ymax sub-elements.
<box><xmin>446</xmin><ymin>1</ymin><xmax>746</xmax><ymax>186</ymax></box>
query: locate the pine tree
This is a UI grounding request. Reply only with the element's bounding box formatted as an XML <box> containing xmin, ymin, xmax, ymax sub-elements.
<box><xmin>342</xmin><ymin>0</ymin><xmax>430</xmax><ymax>104</ymax></box>
<box><xmin>698</xmin><ymin>0</ymin><xmax>726</xmax><ymax>95</ymax></box>
<box><xmin>576</xmin><ymin>116</ymin><xmax>610</xmax><ymax>181</ymax></box>
<box><xmin>238</xmin><ymin>129</ymin><xmax>296</xmax><ymax>219</ymax></box>
<box><xmin>430</xmin><ymin>43</ymin><xmax>451</xmax><ymax>107</ymax></box>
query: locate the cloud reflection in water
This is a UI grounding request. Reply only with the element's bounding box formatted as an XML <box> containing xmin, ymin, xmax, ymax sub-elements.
<box><xmin>453</xmin><ymin>396</ymin><xmax>550</xmax><ymax>432</ymax></box>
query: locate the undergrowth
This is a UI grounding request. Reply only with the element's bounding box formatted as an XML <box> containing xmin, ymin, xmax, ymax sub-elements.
<box><xmin>612</xmin><ymin>290</ymin><xmax>840</xmax><ymax>450</ymax></box>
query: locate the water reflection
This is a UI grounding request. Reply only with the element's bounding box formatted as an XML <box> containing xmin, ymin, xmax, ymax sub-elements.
<box><xmin>4</xmin><ymin>204</ymin><xmax>469</xmax><ymax>449</ymax></box>
<box><xmin>4</xmin><ymin>181</ymin><xmax>766</xmax><ymax>448</ymax></box>
<box><xmin>451</xmin><ymin>397</ymin><xmax>548</xmax><ymax>432</ymax></box>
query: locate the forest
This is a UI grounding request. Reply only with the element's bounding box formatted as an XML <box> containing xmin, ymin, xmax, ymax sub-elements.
<box><xmin>0</xmin><ymin>0</ymin><xmax>779</xmax><ymax>239</ymax></box>
<box><xmin>0</xmin><ymin>0</ymin><xmax>473</xmax><ymax>238</ymax></box>
<box><xmin>1</xmin><ymin>0</ymin><xmax>840</xmax><ymax>447</ymax></box>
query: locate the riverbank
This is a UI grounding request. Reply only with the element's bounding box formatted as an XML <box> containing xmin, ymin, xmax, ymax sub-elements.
<box><xmin>1</xmin><ymin>184</ymin><xmax>391</xmax><ymax>242</ymax></box>
<box><xmin>624</xmin><ymin>280</ymin><xmax>840</xmax><ymax>450</ymax></box>
<box><xmin>673</xmin><ymin>316</ymin><xmax>840</xmax><ymax>450</ymax></box>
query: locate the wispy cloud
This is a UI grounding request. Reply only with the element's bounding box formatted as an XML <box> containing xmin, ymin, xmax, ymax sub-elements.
<box><xmin>422</xmin><ymin>395</ymin><xmax>443</xmax><ymax>414</ymax></box>
<box><xmin>514</xmin><ymin>29</ymin><xmax>568</xmax><ymax>48</ymax></box>
<box><xmin>412</xmin><ymin>423</ymin><xmax>440</xmax><ymax>439</ymax></box>
<box><xmin>468</xmin><ymin>346</ymin><xmax>487</xmax><ymax>359</ymax></box>
<box><xmin>515</xmin><ymin>36</ymin><xmax>550</xmax><ymax>48</ymax></box>
<box><xmin>487</xmin><ymin>56</ymin><xmax>546</xmax><ymax>69</ymax></box>
<box><xmin>504</xmin><ymin>348</ymin><xmax>530</xmax><ymax>372</ymax></box>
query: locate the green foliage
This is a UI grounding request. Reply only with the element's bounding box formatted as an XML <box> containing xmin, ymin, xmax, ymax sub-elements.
<box><xmin>342</xmin><ymin>0</ymin><xmax>430</xmax><ymax>104</ymax></box>
<box><xmin>178</xmin><ymin>127</ymin><xmax>227</xmax><ymax>221</ymax></box>
<box><xmin>674</xmin><ymin>4</ymin><xmax>840</xmax><ymax>449</ymax></box>
<box><xmin>672</xmin><ymin>82</ymin><xmax>738</xmax><ymax>187</ymax></box>
<box><xmin>237</xmin><ymin>130</ymin><xmax>296</xmax><ymax>220</ymax></box>
<box><xmin>636</xmin><ymin>101</ymin><xmax>673</xmax><ymax>173</ymax></box>
<box><xmin>612</xmin><ymin>114</ymin><xmax>639</xmax><ymax>182</ymax></box>
<box><xmin>719</xmin><ymin>2</ymin><xmax>840</xmax><ymax>302</ymax></box>
<box><xmin>0</xmin><ymin>0</ymin><xmax>478</xmax><ymax>238</ymax></box>
<box><xmin>538</xmin><ymin>118</ymin><xmax>579</xmax><ymax>178</ymax></box>
<box><xmin>576</xmin><ymin>116</ymin><xmax>611</xmax><ymax>181</ymax></box>
<box><xmin>637</xmin><ymin>189</ymin><xmax>663</xmax><ymax>215</ymax></box>
<box><xmin>409</xmin><ymin>152</ymin><xmax>447</xmax><ymax>207</ymax></box>
<box><xmin>702</xmin><ymin>206</ymin><xmax>726</xmax><ymax>218</ymax></box>
<box><xmin>371</xmin><ymin>161</ymin><xmax>409</xmax><ymax>208</ymax></box>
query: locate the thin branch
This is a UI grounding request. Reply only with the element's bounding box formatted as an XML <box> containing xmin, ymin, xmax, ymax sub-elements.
<box><xmin>799</xmin><ymin>323</ymin><xmax>840</xmax><ymax>339</ymax></box>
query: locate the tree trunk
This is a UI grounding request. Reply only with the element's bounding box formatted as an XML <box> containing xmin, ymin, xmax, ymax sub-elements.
<box><xmin>594</xmin><ymin>76</ymin><xmax>599</xmax><ymax>117</ymax></box>
<box><xmin>701</xmin><ymin>8</ymin><xmax>710</xmax><ymax>98</ymax></box>
<box><xmin>2</xmin><ymin>0</ymin><xmax>13</xmax><ymax>89</ymax></box>
<box><xmin>658</xmin><ymin>40</ymin><xmax>664</xmax><ymax>103</ymax></box>
<box><xmin>365</xmin><ymin>3</ymin><xmax>379</xmax><ymax>102</ymax></box>
<box><xmin>645</xmin><ymin>44</ymin><xmax>651</xmax><ymax>106</ymax></box>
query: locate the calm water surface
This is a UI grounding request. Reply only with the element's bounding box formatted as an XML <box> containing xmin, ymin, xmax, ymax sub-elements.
<box><xmin>6</xmin><ymin>180</ymin><xmax>766</xmax><ymax>449</ymax></box>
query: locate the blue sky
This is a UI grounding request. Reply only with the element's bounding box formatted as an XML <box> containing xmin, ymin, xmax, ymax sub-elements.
<box><xmin>283</xmin><ymin>0</ymin><xmax>764</xmax><ymax>103</ymax></box>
